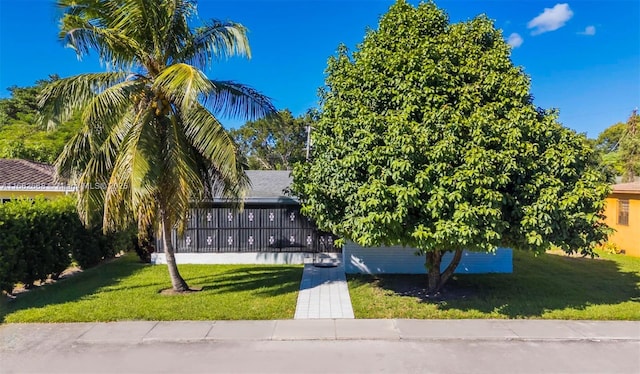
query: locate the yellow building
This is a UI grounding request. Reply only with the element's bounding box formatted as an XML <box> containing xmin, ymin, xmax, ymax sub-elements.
<box><xmin>604</xmin><ymin>182</ymin><xmax>640</xmax><ymax>257</ymax></box>
<box><xmin>0</xmin><ymin>159</ymin><xmax>75</xmax><ymax>202</ymax></box>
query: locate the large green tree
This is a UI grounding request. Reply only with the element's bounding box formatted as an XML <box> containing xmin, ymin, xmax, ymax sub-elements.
<box><xmin>230</xmin><ymin>109</ymin><xmax>317</xmax><ymax>170</ymax></box>
<box><xmin>619</xmin><ymin>110</ymin><xmax>640</xmax><ymax>182</ymax></box>
<box><xmin>39</xmin><ymin>0</ymin><xmax>275</xmax><ymax>292</ymax></box>
<box><xmin>0</xmin><ymin>76</ymin><xmax>82</xmax><ymax>163</ymax></box>
<box><xmin>292</xmin><ymin>0</ymin><xmax>610</xmax><ymax>294</ymax></box>
<box><xmin>593</xmin><ymin>111</ymin><xmax>640</xmax><ymax>181</ymax></box>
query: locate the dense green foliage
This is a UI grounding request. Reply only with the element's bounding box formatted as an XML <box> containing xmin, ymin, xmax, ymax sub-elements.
<box><xmin>292</xmin><ymin>0</ymin><xmax>610</xmax><ymax>291</ymax></box>
<box><xmin>619</xmin><ymin>110</ymin><xmax>640</xmax><ymax>182</ymax></box>
<box><xmin>0</xmin><ymin>197</ymin><xmax>133</xmax><ymax>293</ymax></box>
<box><xmin>231</xmin><ymin>109</ymin><xmax>317</xmax><ymax>170</ymax></box>
<box><xmin>593</xmin><ymin>112</ymin><xmax>640</xmax><ymax>180</ymax></box>
<box><xmin>1</xmin><ymin>253</ymin><xmax>302</xmax><ymax>322</ymax></box>
<box><xmin>0</xmin><ymin>77</ymin><xmax>82</xmax><ymax>163</ymax></box>
<box><xmin>40</xmin><ymin>0</ymin><xmax>275</xmax><ymax>291</ymax></box>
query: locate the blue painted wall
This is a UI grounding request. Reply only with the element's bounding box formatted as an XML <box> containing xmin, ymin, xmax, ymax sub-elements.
<box><xmin>343</xmin><ymin>243</ymin><xmax>513</xmax><ymax>274</ymax></box>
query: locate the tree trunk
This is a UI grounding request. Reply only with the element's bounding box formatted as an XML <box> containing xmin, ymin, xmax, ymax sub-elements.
<box><xmin>425</xmin><ymin>248</ymin><xmax>464</xmax><ymax>294</ymax></box>
<box><xmin>161</xmin><ymin>212</ymin><xmax>189</xmax><ymax>292</ymax></box>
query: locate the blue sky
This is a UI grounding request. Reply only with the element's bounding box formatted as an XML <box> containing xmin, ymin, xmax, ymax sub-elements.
<box><xmin>0</xmin><ymin>0</ymin><xmax>638</xmax><ymax>138</ymax></box>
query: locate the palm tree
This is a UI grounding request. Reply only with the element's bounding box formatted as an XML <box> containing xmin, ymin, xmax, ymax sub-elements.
<box><xmin>38</xmin><ymin>0</ymin><xmax>276</xmax><ymax>292</ymax></box>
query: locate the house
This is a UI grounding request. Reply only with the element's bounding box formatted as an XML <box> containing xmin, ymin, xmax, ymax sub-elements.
<box><xmin>0</xmin><ymin>158</ymin><xmax>75</xmax><ymax>202</ymax></box>
<box><xmin>603</xmin><ymin>182</ymin><xmax>640</xmax><ymax>257</ymax></box>
<box><xmin>153</xmin><ymin>170</ymin><xmax>513</xmax><ymax>274</ymax></box>
<box><xmin>152</xmin><ymin>170</ymin><xmax>341</xmax><ymax>265</ymax></box>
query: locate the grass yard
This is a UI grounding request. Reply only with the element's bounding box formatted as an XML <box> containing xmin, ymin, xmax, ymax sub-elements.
<box><xmin>1</xmin><ymin>253</ymin><xmax>303</xmax><ymax>323</ymax></box>
<box><xmin>348</xmin><ymin>250</ymin><xmax>640</xmax><ymax>320</ymax></box>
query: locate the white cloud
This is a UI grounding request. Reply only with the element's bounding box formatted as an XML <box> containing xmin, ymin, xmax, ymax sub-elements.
<box><xmin>507</xmin><ymin>33</ymin><xmax>524</xmax><ymax>48</ymax></box>
<box><xmin>527</xmin><ymin>3</ymin><xmax>574</xmax><ymax>35</ymax></box>
<box><xmin>579</xmin><ymin>25</ymin><xmax>596</xmax><ymax>35</ymax></box>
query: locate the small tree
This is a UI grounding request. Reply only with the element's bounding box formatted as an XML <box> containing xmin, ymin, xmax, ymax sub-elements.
<box><xmin>619</xmin><ymin>110</ymin><xmax>640</xmax><ymax>182</ymax></box>
<box><xmin>291</xmin><ymin>0</ymin><xmax>610</xmax><ymax>294</ymax></box>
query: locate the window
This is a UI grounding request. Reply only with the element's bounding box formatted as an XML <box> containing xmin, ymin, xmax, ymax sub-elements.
<box><xmin>617</xmin><ymin>199</ymin><xmax>629</xmax><ymax>226</ymax></box>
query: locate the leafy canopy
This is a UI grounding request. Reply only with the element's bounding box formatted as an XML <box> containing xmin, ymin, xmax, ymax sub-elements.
<box><xmin>0</xmin><ymin>77</ymin><xmax>82</xmax><ymax>163</ymax></box>
<box><xmin>593</xmin><ymin>111</ymin><xmax>640</xmax><ymax>181</ymax></box>
<box><xmin>292</xmin><ymin>0</ymin><xmax>609</xmax><ymax>256</ymax></box>
<box><xmin>230</xmin><ymin>109</ymin><xmax>317</xmax><ymax>170</ymax></box>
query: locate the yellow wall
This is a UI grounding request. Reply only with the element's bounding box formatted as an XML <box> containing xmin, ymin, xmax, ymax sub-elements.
<box><xmin>604</xmin><ymin>194</ymin><xmax>640</xmax><ymax>257</ymax></box>
<box><xmin>0</xmin><ymin>190</ymin><xmax>72</xmax><ymax>201</ymax></box>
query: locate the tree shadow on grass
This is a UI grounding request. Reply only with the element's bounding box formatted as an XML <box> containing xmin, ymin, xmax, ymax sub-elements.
<box><xmin>182</xmin><ymin>266</ymin><xmax>303</xmax><ymax>297</ymax></box>
<box><xmin>1</xmin><ymin>254</ymin><xmax>148</xmax><ymax>322</ymax></box>
<box><xmin>355</xmin><ymin>251</ymin><xmax>640</xmax><ymax>318</ymax></box>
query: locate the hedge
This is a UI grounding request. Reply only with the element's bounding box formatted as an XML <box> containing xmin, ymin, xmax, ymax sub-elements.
<box><xmin>0</xmin><ymin>196</ymin><xmax>134</xmax><ymax>293</ymax></box>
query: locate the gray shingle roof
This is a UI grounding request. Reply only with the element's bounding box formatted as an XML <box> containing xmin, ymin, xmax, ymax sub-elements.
<box><xmin>0</xmin><ymin>159</ymin><xmax>56</xmax><ymax>186</ymax></box>
<box><xmin>0</xmin><ymin>160</ymin><xmax>295</xmax><ymax>199</ymax></box>
<box><xmin>245</xmin><ymin>170</ymin><xmax>293</xmax><ymax>198</ymax></box>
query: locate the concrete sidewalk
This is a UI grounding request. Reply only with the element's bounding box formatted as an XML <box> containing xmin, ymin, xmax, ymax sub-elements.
<box><xmin>2</xmin><ymin>320</ymin><xmax>639</xmax><ymax>349</ymax></box>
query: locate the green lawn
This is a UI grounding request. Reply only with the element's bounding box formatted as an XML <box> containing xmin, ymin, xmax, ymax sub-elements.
<box><xmin>1</xmin><ymin>253</ymin><xmax>303</xmax><ymax>322</ymax></box>
<box><xmin>348</xmin><ymin>250</ymin><xmax>640</xmax><ymax>320</ymax></box>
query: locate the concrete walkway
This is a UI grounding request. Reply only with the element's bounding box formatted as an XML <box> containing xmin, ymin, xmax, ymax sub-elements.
<box><xmin>294</xmin><ymin>262</ymin><xmax>355</xmax><ymax>319</ymax></box>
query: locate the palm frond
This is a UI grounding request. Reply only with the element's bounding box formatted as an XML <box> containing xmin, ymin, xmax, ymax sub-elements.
<box><xmin>181</xmin><ymin>103</ymin><xmax>251</xmax><ymax>201</ymax></box>
<box><xmin>59</xmin><ymin>13</ymin><xmax>143</xmax><ymax>68</ymax></box>
<box><xmin>203</xmin><ymin>80</ymin><xmax>276</xmax><ymax>121</ymax></box>
<box><xmin>81</xmin><ymin>79</ymin><xmax>144</xmax><ymax>133</ymax></box>
<box><xmin>179</xmin><ymin>20</ymin><xmax>251</xmax><ymax>69</ymax></box>
<box><xmin>159</xmin><ymin>114</ymin><xmax>209</xmax><ymax>235</ymax></box>
<box><xmin>38</xmin><ymin>72</ymin><xmax>128</xmax><ymax>129</ymax></box>
<box><xmin>152</xmin><ymin>63</ymin><xmax>211</xmax><ymax>111</ymax></box>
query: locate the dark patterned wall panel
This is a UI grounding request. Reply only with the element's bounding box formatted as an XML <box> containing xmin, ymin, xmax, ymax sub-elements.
<box><xmin>218</xmin><ymin>229</ymin><xmax>240</xmax><ymax>252</ymax></box>
<box><xmin>260</xmin><ymin>208</ymin><xmax>282</xmax><ymax>229</ymax></box>
<box><xmin>161</xmin><ymin>203</ymin><xmax>340</xmax><ymax>254</ymax></box>
<box><xmin>175</xmin><ymin>230</ymin><xmax>197</xmax><ymax>253</ymax></box>
<box><xmin>237</xmin><ymin>229</ymin><xmax>262</xmax><ymax>252</ymax></box>
<box><xmin>239</xmin><ymin>208</ymin><xmax>261</xmax><ymax>228</ymax></box>
<box><xmin>218</xmin><ymin>208</ymin><xmax>240</xmax><ymax>229</ymax></box>
<box><xmin>197</xmin><ymin>229</ymin><xmax>218</xmax><ymax>253</ymax></box>
<box><xmin>198</xmin><ymin>209</ymin><xmax>219</xmax><ymax>229</ymax></box>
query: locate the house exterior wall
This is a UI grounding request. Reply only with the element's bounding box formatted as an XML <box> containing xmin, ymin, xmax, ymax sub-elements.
<box><xmin>604</xmin><ymin>194</ymin><xmax>640</xmax><ymax>257</ymax></box>
<box><xmin>342</xmin><ymin>243</ymin><xmax>513</xmax><ymax>274</ymax></box>
<box><xmin>156</xmin><ymin>202</ymin><xmax>340</xmax><ymax>254</ymax></box>
<box><xmin>150</xmin><ymin>252</ymin><xmax>341</xmax><ymax>265</ymax></box>
<box><xmin>0</xmin><ymin>190</ymin><xmax>72</xmax><ymax>201</ymax></box>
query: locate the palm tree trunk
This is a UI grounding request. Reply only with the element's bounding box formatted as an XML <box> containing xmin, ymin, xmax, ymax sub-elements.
<box><xmin>425</xmin><ymin>249</ymin><xmax>464</xmax><ymax>294</ymax></box>
<box><xmin>161</xmin><ymin>211</ymin><xmax>189</xmax><ymax>292</ymax></box>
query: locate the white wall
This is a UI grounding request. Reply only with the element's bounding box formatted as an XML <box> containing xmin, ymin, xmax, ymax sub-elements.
<box><xmin>343</xmin><ymin>243</ymin><xmax>513</xmax><ymax>274</ymax></box>
<box><xmin>151</xmin><ymin>252</ymin><xmax>340</xmax><ymax>265</ymax></box>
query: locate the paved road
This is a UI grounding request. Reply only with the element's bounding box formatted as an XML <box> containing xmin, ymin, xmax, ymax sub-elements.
<box><xmin>3</xmin><ymin>339</ymin><xmax>638</xmax><ymax>374</ymax></box>
<box><xmin>2</xmin><ymin>320</ymin><xmax>639</xmax><ymax>374</ymax></box>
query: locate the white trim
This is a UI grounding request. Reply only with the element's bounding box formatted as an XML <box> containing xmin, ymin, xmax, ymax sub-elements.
<box><xmin>0</xmin><ymin>185</ymin><xmax>76</xmax><ymax>192</ymax></box>
<box><xmin>151</xmin><ymin>252</ymin><xmax>339</xmax><ymax>265</ymax></box>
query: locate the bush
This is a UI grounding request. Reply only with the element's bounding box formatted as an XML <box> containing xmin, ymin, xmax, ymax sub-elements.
<box><xmin>132</xmin><ymin>225</ymin><xmax>156</xmax><ymax>263</ymax></box>
<box><xmin>0</xmin><ymin>196</ymin><xmax>135</xmax><ymax>293</ymax></box>
<box><xmin>0</xmin><ymin>198</ymin><xmax>73</xmax><ymax>291</ymax></box>
<box><xmin>0</xmin><ymin>203</ymin><xmax>25</xmax><ymax>292</ymax></box>
<box><xmin>601</xmin><ymin>242</ymin><xmax>625</xmax><ymax>255</ymax></box>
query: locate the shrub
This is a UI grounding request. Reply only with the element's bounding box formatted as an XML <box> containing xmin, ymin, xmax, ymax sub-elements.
<box><xmin>601</xmin><ymin>242</ymin><xmax>624</xmax><ymax>255</ymax></box>
<box><xmin>0</xmin><ymin>198</ymin><xmax>73</xmax><ymax>290</ymax></box>
<box><xmin>0</xmin><ymin>196</ymin><xmax>135</xmax><ymax>293</ymax></box>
